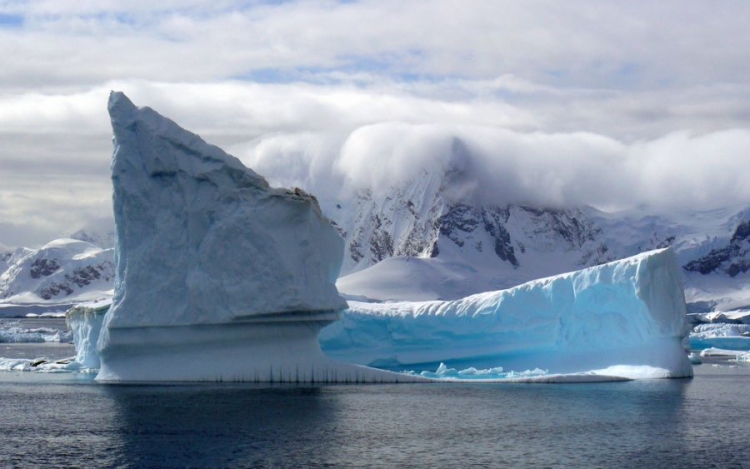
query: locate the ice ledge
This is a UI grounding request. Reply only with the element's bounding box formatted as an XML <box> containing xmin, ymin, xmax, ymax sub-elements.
<box><xmin>96</xmin><ymin>319</ymin><xmax>424</xmax><ymax>383</ymax></box>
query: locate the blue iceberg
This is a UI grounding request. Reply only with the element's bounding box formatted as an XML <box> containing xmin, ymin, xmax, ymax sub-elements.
<box><xmin>321</xmin><ymin>248</ymin><xmax>693</xmax><ymax>379</ymax></box>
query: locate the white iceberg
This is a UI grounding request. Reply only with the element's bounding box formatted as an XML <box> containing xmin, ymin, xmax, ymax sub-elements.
<box><xmin>0</xmin><ymin>325</ymin><xmax>71</xmax><ymax>344</ymax></box>
<box><xmin>96</xmin><ymin>92</ymin><xmax>419</xmax><ymax>383</ymax></box>
<box><xmin>321</xmin><ymin>248</ymin><xmax>694</xmax><ymax>379</ymax></box>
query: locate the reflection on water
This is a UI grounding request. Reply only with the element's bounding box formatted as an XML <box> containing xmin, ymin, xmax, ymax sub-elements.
<box><xmin>0</xmin><ymin>366</ymin><xmax>749</xmax><ymax>468</ymax></box>
<box><xmin>105</xmin><ymin>385</ymin><xmax>339</xmax><ymax>468</ymax></box>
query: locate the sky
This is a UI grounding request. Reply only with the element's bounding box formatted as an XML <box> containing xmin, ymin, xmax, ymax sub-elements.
<box><xmin>1</xmin><ymin>0</ymin><xmax>750</xmax><ymax>248</ymax></box>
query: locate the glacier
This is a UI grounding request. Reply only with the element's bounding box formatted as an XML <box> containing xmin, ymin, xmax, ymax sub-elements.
<box><xmin>321</xmin><ymin>248</ymin><xmax>694</xmax><ymax>379</ymax></box>
<box><xmin>96</xmin><ymin>92</ymin><xmax>420</xmax><ymax>383</ymax></box>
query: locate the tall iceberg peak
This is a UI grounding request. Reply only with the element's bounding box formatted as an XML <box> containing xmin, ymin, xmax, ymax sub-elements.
<box><xmin>105</xmin><ymin>91</ymin><xmax>345</xmax><ymax>329</ymax></box>
<box><xmin>96</xmin><ymin>92</ymin><xmax>405</xmax><ymax>382</ymax></box>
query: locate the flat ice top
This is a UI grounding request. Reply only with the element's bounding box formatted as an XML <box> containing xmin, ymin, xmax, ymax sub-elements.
<box><xmin>322</xmin><ymin>248</ymin><xmax>694</xmax><ymax>379</ymax></box>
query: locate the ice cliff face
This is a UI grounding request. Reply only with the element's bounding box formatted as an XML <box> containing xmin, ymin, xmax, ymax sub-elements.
<box><xmin>96</xmin><ymin>92</ymin><xmax>412</xmax><ymax>383</ymax></box>
<box><xmin>66</xmin><ymin>300</ymin><xmax>109</xmax><ymax>369</ymax></box>
<box><xmin>104</xmin><ymin>92</ymin><xmax>346</xmax><ymax>329</ymax></box>
<box><xmin>321</xmin><ymin>248</ymin><xmax>694</xmax><ymax>379</ymax></box>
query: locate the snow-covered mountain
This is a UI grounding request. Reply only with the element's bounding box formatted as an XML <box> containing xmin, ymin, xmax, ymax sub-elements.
<box><xmin>0</xmin><ymin>239</ymin><xmax>114</xmax><ymax>316</ymax></box>
<box><xmin>2</xmin><ymin>137</ymin><xmax>747</xmax><ymax>316</ymax></box>
<box><xmin>67</xmin><ymin>228</ymin><xmax>116</xmax><ymax>250</ymax></box>
<box><xmin>684</xmin><ymin>214</ymin><xmax>750</xmax><ymax>277</ymax></box>
<box><xmin>327</xmin><ymin>152</ymin><xmax>750</xmax><ymax>306</ymax></box>
<box><xmin>2</xmin><ymin>177</ymin><xmax>747</xmax><ymax>314</ymax></box>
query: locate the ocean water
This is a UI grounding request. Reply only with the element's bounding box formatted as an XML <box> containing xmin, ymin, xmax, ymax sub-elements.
<box><xmin>1</xmin><ymin>319</ymin><xmax>750</xmax><ymax>468</ymax></box>
<box><xmin>0</xmin><ymin>363</ymin><xmax>749</xmax><ymax>469</ymax></box>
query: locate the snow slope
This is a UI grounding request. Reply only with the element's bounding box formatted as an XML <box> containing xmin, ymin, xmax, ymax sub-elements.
<box><xmin>322</xmin><ymin>248</ymin><xmax>694</xmax><ymax>379</ymax></box>
<box><xmin>0</xmin><ymin>239</ymin><xmax>114</xmax><ymax>317</ymax></box>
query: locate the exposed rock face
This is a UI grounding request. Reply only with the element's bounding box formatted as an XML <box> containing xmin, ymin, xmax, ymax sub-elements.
<box><xmin>335</xmin><ymin>169</ymin><xmax>612</xmax><ymax>280</ymax></box>
<box><xmin>339</xmin><ymin>170</ymin><xmax>445</xmax><ymax>273</ymax></box>
<box><xmin>685</xmin><ymin>220</ymin><xmax>750</xmax><ymax>277</ymax></box>
<box><xmin>30</xmin><ymin>259</ymin><xmax>60</xmax><ymax>279</ymax></box>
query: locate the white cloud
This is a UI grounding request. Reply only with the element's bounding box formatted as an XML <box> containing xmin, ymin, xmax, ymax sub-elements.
<box><xmin>2</xmin><ymin>1</ymin><xmax>750</xmax><ymax>91</ymax></box>
<box><xmin>243</xmin><ymin>121</ymin><xmax>750</xmax><ymax>213</ymax></box>
<box><xmin>1</xmin><ymin>1</ymin><xmax>750</xmax><ymax>246</ymax></box>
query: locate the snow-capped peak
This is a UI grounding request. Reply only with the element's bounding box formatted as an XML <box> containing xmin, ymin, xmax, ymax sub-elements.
<box><xmin>0</xmin><ymin>238</ymin><xmax>114</xmax><ymax>307</ymax></box>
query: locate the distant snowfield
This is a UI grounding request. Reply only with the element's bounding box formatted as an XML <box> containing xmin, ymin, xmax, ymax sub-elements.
<box><xmin>0</xmin><ymin>238</ymin><xmax>114</xmax><ymax>318</ymax></box>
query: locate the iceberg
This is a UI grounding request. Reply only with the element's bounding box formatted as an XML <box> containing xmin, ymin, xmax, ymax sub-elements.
<box><xmin>0</xmin><ymin>323</ymin><xmax>72</xmax><ymax>344</ymax></box>
<box><xmin>53</xmin><ymin>93</ymin><xmax>691</xmax><ymax>383</ymax></box>
<box><xmin>689</xmin><ymin>323</ymin><xmax>750</xmax><ymax>351</ymax></box>
<box><xmin>321</xmin><ymin>248</ymin><xmax>694</xmax><ymax>379</ymax></box>
<box><xmin>96</xmin><ymin>92</ymin><xmax>419</xmax><ymax>383</ymax></box>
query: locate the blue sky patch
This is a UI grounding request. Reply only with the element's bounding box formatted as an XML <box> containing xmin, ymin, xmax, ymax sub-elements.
<box><xmin>0</xmin><ymin>14</ymin><xmax>23</xmax><ymax>27</ymax></box>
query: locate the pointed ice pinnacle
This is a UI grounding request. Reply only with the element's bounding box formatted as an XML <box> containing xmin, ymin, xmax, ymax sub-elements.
<box><xmin>96</xmin><ymin>92</ymin><xmax>413</xmax><ymax>382</ymax></box>
<box><xmin>106</xmin><ymin>91</ymin><xmax>345</xmax><ymax>328</ymax></box>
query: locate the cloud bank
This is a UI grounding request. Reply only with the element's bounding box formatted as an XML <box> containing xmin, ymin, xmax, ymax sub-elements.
<box><xmin>244</xmin><ymin>121</ymin><xmax>750</xmax><ymax>213</ymax></box>
<box><xmin>1</xmin><ymin>1</ymin><xmax>750</xmax><ymax>247</ymax></box>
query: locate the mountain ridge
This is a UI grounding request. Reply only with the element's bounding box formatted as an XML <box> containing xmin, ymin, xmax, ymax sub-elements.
<box><xmin>2</xmin><ymin>154</ymin><xmax>748</xmax><ymax>315</ymax></box>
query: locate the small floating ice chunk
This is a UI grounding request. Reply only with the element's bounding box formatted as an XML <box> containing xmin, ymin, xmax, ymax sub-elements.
<box><xmin>0</xmin><ymin>325</ymin><xmax>72</xmax><ymax>344</ymax></box>
<box><xmin>0</xmin><ymin>358</ymin><xmax>32</xmax><ymax>371</ymax></box>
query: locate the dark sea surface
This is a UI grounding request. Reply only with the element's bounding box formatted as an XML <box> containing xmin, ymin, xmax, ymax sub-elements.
<box><xmin>0</xmin><ymin>361</ymin><xmax>749</xmax><ymax>469</ymax></box>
